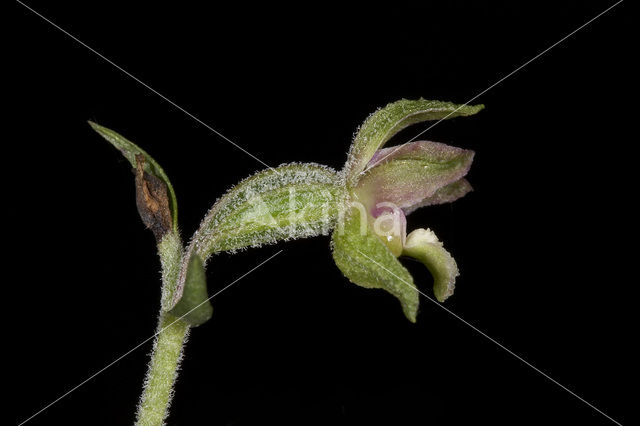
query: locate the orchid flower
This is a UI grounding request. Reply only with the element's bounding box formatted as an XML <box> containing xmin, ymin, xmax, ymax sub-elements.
<box><xmin>333</xmin><ymin>99</ymin><xmax>482</xmax><ymax>321</ymax></box>
<box><xmin>90</xmin><ymin>98</ymin><xmax>483</xmax><ymax>424</ymax></box>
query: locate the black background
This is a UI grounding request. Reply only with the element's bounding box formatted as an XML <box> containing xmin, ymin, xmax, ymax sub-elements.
<box><xmin>12</xmin><ymin>1</ymin><xmax>633</xmax><ymax>425</ymax></box>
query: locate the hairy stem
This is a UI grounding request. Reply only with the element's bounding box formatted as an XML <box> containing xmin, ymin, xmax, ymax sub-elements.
<box><xmin>136</xmin><ymin>313</ymin><xmax>190</xmax><ymax>425</ymax></box>
<box><xmin>136</xmin><ymin>232</ymin><xmax>189</xmax><ymax>425</ymax></box>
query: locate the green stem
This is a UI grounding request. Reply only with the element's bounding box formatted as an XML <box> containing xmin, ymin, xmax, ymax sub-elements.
<box><xmin>135</xmin><ymin>231</ymin><xmax>189</xmax><ymax>425</ymax></box>
<box><xmin>136</xmin><ymin>313</ymin><xmax>190</xmax><ymax>425</ymax></box>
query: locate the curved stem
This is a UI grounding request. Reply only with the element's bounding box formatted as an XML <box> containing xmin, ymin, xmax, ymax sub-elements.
<box><xmin>136</xmin><ymin>232</ymin><xmax>189</xmax><ymax>425</ymax></box>
<box><xmin>136</xmin><ymin>313</ymin><xmax>190</xmax><ymax>425</ymax></box>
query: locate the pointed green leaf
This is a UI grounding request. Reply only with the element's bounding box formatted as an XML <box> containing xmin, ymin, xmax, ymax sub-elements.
<box><xmin>344</xmin><ymin>99</ymin><xmax>483</xmax><ymax>186</ymax></box>
<box><xmin>332</xmin><ymin>206</ymin><xmax>419</xmax><ymax>322</ymax></box>
<box><xmin>168</xmin><ymin>253</ymin><xmax>212</xmax><ymax>326</ymax></box>
<box><xmin>191</xmin><ymin>163</ymin><xmax>345</xmax><ymax>259</ymax></box>
<box><xmin>403</xmin><ymin>228</ymin><xmax>459</xmax><ymax>302</ymax></box>
<box><xmin>355</xmin><ymin>141</ymin><xmax>474</xmax><ymax>212</ymax></box>
<box><xmin>89</xmin><ymin>121</ymin><xmax>178</xmax><ymax>232</ymax></box>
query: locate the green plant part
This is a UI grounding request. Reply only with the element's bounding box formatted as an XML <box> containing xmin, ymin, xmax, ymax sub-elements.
<box><xmin>91</xmin><ymin>98</ymin><xmax>482</xmax><ymax>425</ymax></box>
<box><xmin>168</xmin><ymin>164</ymin><xmax>345</xmax><ymax>323</ymax></box>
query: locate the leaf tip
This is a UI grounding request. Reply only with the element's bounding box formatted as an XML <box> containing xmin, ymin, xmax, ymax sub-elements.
<box><xmin>87</xmin><ymin>120</ymin><xmax>106</xmax><ymax>134</ymax></box>
<box><xmin>404</xmin><ymin>306</ymin><xmax>418</xmax><ymax>323</ymax></box>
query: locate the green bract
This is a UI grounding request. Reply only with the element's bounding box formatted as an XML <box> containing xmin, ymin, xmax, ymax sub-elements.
<box><xmin>191</xmin><ymin>163</ymin><xmax>344</xmax><ymax>258</ymax></box>
<box><xmin>169</xmin><ymin>253</ymin><xmax>212</xmax><ymax>325</ymax></box>
<box><xmin>168</xmin><ymin>163</ymin><xmax>345</xmax><ymax>318</ymax></box>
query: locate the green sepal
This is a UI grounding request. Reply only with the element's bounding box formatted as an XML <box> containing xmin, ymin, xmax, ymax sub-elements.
<box><xmin>344</xmin><ymin>99</ymin><xmax>483</xmax><ymax>186</ymax></box>
<box><xmin>331</xmin><ymin>206</ymin><xmax>419</xmax><ymax>322</ymax></box>
<box><xmin>169</xmin><ymin>163</ymin><xmax>344</xmax><ymax>312</ymax></box>
<box><xmin>89</xmin><ymin>121</ymin><xmax>179</xmax><ymax>232</ymax></box>
<box><xmin>402</xmin><ymin>228</ymin><xmax>459</xmax><ymax>302</ymax></box>
<box><xmin>167</xmin><ymin>253</ymin><xmax>212</xmax><ymax>326</ymax></box>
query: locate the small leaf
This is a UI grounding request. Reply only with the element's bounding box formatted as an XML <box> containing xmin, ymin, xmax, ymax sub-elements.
<box><xmin>168</xmin><ymin>253</ymin><xmax>212</xmax><ymax>326</ymax></box>
<box><xmin>191</xmin><ymin>163</ymin><xmax>345</xmax><ymax>259</ymax></box>
<box><xmin>403</xmin><ymin>178</ymin><xmax>473</xmax><ymax>215</ymax></box>
<box><xmin>355</xmin><ymin>141</ymin><xmax>474</xmax><ymax>212</ymax></box>
<box><xmin>89</xmin><ymin>121</ymin><xmax>178</xmax><ymax>233</ymax></box>
<box><xmin>332</xmin><ymin>206</ymin><xmax>419</xmax><ymax>322</ymax></box>
<box><xmin>403</xmin><ymin>228</ymin><xmax>459</xmax><ymax>302</ymax></box>
<box><xmin>344</xmin><ymin>99</ymin><xmax>483</xmax><ymax>186</ymax></box>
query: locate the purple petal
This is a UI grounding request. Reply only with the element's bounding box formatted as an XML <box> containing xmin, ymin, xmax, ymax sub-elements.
<box><xmin>356</xmin><ymin>141</ymin><xmax>474</xmax><ymax>210</ymax></box>
<box><xmin>403</xmin><ymin>178</ymin><xmax>473</xmax><ymax>215</ymax></box>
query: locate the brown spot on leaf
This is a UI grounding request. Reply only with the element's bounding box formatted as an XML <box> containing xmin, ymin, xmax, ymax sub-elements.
<box><xmin>134</xmin><ymin>154</ymin><xmax>172</xmax><ymax>241</ymax></box>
